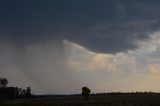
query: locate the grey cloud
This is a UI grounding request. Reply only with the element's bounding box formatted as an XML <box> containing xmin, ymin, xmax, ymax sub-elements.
<box><xmin>2</xmin><ymin>0</ymin><xmax>160</xmax><ymax>94</ymax></box>
<box><xmin>1</xmin><ymin>1</ymin><xmax>160</xmax><ymax>53</ymax></box>
<box><xmin>0</xmin><ymin>41</ymin><xmax>79</xmax><ymax>94</ymax></box>
<box><xmin>0</xmin><ymin>1</ymin><xmax>159</xmax><ymax>53</ymax></box>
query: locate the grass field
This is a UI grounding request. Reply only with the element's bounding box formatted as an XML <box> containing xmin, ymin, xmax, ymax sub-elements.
<box><xmin>1</xmin><ymin>95</ymin><xmax>160</xmax><ymax>106</ymax></box>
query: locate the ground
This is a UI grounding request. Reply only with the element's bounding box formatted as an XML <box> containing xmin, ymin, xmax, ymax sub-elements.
<box><xmin>1</xmin><ymin>94</ymin><xmax>160</xmax><ymax>106</ymax></box>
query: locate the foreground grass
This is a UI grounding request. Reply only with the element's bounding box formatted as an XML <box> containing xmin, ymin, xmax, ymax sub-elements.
<box><xmin>1</xmin><ymin>95</ymin><xmax>160</xmax><ymax>106</ymax></box>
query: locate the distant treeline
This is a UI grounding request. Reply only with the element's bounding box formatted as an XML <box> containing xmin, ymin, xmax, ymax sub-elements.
<box><xmin>91</xmin><ymin>92</ymin><xmax>160</xmax><ymax>96</ymax></box>
<box><xmin>0</xmin><ymin>78</ymin><xmax>32</xmax><ymax>103</ymax></box>
<box><xmin>34</xmin><ymin>92</ymin><xmax>160</xmax><ymax>98</ymax></box>
<box><xmin>0</xmin><ymin>87</ymin><xmax>31</xmax><ymax>100</ymax></box>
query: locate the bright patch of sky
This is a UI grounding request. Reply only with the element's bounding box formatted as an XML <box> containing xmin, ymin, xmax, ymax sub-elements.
<box><xmin>63</xmin><ymin>31</ymin><xmax>160</xmax><ymax>93</ymax></box>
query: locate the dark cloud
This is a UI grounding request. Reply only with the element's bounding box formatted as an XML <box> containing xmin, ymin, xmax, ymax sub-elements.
<box><xmin>1</xmin><ymin>0</ymin><xmax>160</xmax><ymax>94</ymax></box>
<box><xmin>1</xmin><ymin>0</ymin><xmax>160</xmax><ymax>53</ymax></box>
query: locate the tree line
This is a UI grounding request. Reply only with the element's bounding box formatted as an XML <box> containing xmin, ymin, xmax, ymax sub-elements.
<box><xmin>0</xmin><ymin>78</ymin><xmax>32</xmax><ymax>102</ymax></box>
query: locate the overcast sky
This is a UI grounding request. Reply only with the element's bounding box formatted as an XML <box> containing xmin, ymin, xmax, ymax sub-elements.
<box><xmin>1</xmin><ymin>0</ymin><xmax>160</xmax><ymax>94</ymax></box>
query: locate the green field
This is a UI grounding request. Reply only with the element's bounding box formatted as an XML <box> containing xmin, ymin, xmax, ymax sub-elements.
<box><xmin>1</xmin><ymin>95</ymin><xmax>160</xmax><ymax>106</ymax></box>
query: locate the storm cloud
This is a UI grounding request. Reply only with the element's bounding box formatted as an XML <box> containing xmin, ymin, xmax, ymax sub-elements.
<box><xmin>1</xmin><ymin>0</ymin><xmax>160</xmax><ymax>94</ymax></box>
<box><xmin>1</xmin><ymin>0</ymin><xmax>160</xmax><ymax>53</ymax></box>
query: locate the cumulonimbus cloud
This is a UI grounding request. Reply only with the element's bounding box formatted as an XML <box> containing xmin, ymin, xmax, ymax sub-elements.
<box><xmin>1</xmin><ymin>0</ymin><xmax>160</xmax><ymax>53</ymax></box>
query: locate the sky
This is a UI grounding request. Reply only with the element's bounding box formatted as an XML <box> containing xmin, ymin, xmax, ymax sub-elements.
<box><xmin>1</xmin><ymin>0</ymin><xmax>160</xmax><ymax>94</ymax></box>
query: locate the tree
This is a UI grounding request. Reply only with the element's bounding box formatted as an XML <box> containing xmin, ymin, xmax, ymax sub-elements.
<box><xmin>26</xmin><ymin>87</ymin><xmax>31</xmax><ymax>98</ymax></box>
<box><xmin>82</xmin><ymin>86</ymin><xmax>91</xmax><ymax>101</ymax></box>
<box><xmin>21</xmin><ymin>89</ymin><xmax>26</xmax><ymax>97</ymax></box>
<box><xmin>0</xmin><ymin>78</ymin><xmax>8</xmax><ymax>88</ymax></box>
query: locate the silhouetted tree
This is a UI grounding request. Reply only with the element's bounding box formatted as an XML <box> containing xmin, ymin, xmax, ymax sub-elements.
<box><xmin>18</xmin><ymin>88</ymin><xmax>23</xmax><ymax>96</ymax></box>
<box><xmin>0</xmin><ymin>78</ymin><xmax>8</xmax><ymax>88</ymax></box>
<box><xmin>0</xmin><ymin>78</ymin><xmax>32</xmax><ymax>103</ymax></box>
<box><xmin>82</xmin><ymin>86</ymin><xmax>91</xmax><ymax>101</ymax></box>
<box><xmin>21</xmin><ymin>89</ymin><xmax>26</xmax><ymax>97</ymax></box>
<box><xmin>15</xmin><ymin>87</ymin><xmax>20</xmax><ymax>97</ymax></box>
<box><xmin>26</xmin><ymin>87</ymin><xmax>31</xmax><ymax>98</ymax></box>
